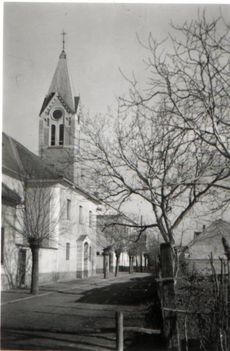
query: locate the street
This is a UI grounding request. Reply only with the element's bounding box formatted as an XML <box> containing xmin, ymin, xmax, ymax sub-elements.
<box><xmin>1</xmin><ymin>273</ymin><xmax>162</xmax><ymax>350</ymax></box>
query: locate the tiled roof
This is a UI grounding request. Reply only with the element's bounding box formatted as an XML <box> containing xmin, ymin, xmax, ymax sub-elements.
<box><xmin>2</xmin><ymin>183</ymin><xmax>21</xmax><ymax>206</ymax></box>
<box><xmin>2</xmin><ymin>132</ymin><xmax>60</xmax><ymax>180</ymax></box>
<box><xmin>189</xmin><ymin>219</ymin><xmax>230</xmax><ymax>246</ymax></box>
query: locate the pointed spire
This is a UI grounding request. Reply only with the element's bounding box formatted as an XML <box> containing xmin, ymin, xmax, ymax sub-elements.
<box><xmin>59</xmin><ymin>30</ymin><xmax>67</xmax><ymax>59</ymax></box>
<box><xmin>47</xmin><ymin>32</ymin><xmax>75</xmax><ymax>112</ymax></box>
<box><xmin>61</xmin><ymin>30</ymin><xmax>66</xmax><ymax>51</ymax></box>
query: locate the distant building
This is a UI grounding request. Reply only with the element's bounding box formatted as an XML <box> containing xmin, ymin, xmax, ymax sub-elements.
<box><xmin>185</xmin><ymin>219</ymin><xmax>230</xmax><ymax>274</ymax></box>
<box><xmin>96</xmin><ymin>214</ymin><xmax>148</xmax><ymax>274</ymax></box>
<box><xmin>1</xmin><ymin>40</ymin><xmax>100</xmax><ymax>289</ymax></box>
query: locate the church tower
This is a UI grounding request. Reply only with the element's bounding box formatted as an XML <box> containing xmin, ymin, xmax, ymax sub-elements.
<box><xmin>39</xmin><ymin>32</ymin><xmax>81</xmax><ymax>184</ymax></box>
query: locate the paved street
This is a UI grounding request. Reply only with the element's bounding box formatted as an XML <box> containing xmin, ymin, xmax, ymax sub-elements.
<box><xmin>1</xmin><ymin>273</ymin><xmax>162</xmax><ymax>350</ymax></box>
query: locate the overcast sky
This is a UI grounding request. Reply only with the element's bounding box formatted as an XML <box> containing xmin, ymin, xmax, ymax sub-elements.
<box><xmin>3</xmin><ymin>3</ymin><xmax>230</xmax><ymax>153</ymax></box>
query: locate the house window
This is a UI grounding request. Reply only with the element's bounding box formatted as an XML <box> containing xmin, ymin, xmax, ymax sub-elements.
<box><xmin>67</xmin><ymin>199</ymin><xmax>71</xmax><ymax>220</ymax></box>
<box><xmin>66</xmin><ymin>243</ymin><xmax>70</xmax><ymax>260</ymax></box>
<box><xmin>59</xmin><ymin>124</ymin><xmax>64</xmax><ymax>145</ymax></box>
<box><xmin>79</xmin><ymin>205</ymin><xmax>83</xmax><ymax>224</ymax></box>
<box><xmin>51</xmin><ymin>125</ymin><xmax>56</xmax><ymax>145</ymax></box>
<box><xmin>89</xmin><ymin>211</ymin><xmax>92</xmax><ymax>227</ymax></box>
<box><xmin>1</xmin><ymin>227</ymin><xmax>4</xmax><ymax>264</ymax></box>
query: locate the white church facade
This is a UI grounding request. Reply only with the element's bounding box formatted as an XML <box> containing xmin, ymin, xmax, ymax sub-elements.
<box><xmin>1</xmin><ymin>41</ymin><xmax>100</xmax><ymax>289</ymax></box>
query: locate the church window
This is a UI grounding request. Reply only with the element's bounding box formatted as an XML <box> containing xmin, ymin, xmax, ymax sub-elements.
<box><xmin>1</xmin><ymin>227</ymin><xmax>5</xmax><ymax>264</ymax></box>
<box><xmin>47</xmin><ymin>119</ymin><xmax>50</xmax><ymax>127</ymax></box>
<box><xmin>66</xmin><ymin>243</ymin><xmax>70</xmax><ymax>260</ymax></box>
<box><xmin>67</xmin><ymin>199</ymin><xmax>71</xmax><ymax>220</ymax></box>
<box><xmin>59</xmin><ymin>124</ymin><xmax>64</xmax><ymax>145</ymax></box>
<box><xmin>53</xmin><ymin>109</ymin><xmax>63</xmax><ymax>120</ymax></box>
<box><xmin>89</xmin><ymin>211</ymin><xmax>92</xmax><ymax>227</ymax></box>
<box><xmin>51</xmin><ymin>125</ymin><xmax>56</xmax><ymax>146</ymax></box>
<box><xmin>79</xmin><ymin>205</ymin><xmax>83</xmax><ymax>224</ymax></box>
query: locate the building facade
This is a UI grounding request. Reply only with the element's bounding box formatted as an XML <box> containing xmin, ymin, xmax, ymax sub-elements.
<box><xmin>1</xmin><ymin>42</ymin><xmax>100</xmax><ymax>290</ymax></box>
<box><xmin>185</xmin><ymin>219</ymin><xmax>230</xmax><ymax>274</ymax></box>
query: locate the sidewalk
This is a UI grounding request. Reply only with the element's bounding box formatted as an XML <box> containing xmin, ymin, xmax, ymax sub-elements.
<box><xmin>1</xmin><ymin>272</ymin><xmax>150</xmax><ymax>305</ymax></box>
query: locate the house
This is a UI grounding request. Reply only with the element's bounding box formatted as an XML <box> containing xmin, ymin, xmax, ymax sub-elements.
<box><xmin>1</xmin><ymin>40</ymin><xmax>100</xmax><ymax>289</ymax></box>
<box><xmin>185</xmin><ymin>219</ymin><xmax>230</xmax><ymax>274</ymax></box>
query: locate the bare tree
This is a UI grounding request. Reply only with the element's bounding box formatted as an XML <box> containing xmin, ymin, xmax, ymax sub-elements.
<box><xmin>80</xmin><ymin>13</ymin><xmax>230</xmax><ymax>277</ymax></box>
<box><xmin>14</xmin><ymin>179</ymin><xmax>62</xmax><ymax>294</ymax></box>
<box><xmin>127</xmin><ymin>12</ymin><xmax>230</xmax><ymax>162</ymax></box>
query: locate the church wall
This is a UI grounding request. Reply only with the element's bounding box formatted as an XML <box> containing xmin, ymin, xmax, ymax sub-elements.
<box><xmin>55</xmin><ymin>184</ymin><xmax>98</xmax><ymax>280</ymax></box>
<box><xmin>38</xmin><ymin>248</ymin><xmax>59</xmax><ymax>284</ymax></box>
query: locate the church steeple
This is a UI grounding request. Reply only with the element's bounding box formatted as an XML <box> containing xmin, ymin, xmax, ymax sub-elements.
<box><xmin>47</xmin><ymin>48</ymin><xmax>75</xmax><ymax>112</ymax></box>
<box><xmin>39</xmin><ymin>34</ymin><xmax>81</xmax><ymax>184</ymax></box>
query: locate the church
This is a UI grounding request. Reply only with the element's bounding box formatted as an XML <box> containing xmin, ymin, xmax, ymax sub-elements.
<box><xmin>1</xmin><ymin>37</ymin><xmax>101</xmax><ymax>290</ymax></box>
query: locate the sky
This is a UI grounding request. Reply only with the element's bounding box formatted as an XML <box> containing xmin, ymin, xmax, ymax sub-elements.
<box><xmin>3</xmin><ymin>2</ymin><xmax>230</xmax><ymax>154</ymax></box>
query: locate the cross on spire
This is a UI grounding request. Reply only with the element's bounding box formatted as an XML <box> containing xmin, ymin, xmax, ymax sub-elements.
<box><xmin>61</xmin><ymin>30</ymin><xmax>67</xmax><ymax>51</ymax></box>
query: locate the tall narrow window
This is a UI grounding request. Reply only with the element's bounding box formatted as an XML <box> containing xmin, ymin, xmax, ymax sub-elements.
<box><xmin>67</xmin><ymin>199</ymin><xmax>71</xmax><ymax>220</ymax></box>
<box><xmin>89</xmin><ymin>211</ymin><xmax>92</xmax><ymax>228</ymax></box>
<box><xmin>59</xmin><ymin>124</ymin><xmax>64</xmax><ymax>145</ymax></box>
<box><xmin>79</xmin><ymin>205</ymin><xmax>83</xmax><ymax>224</ymax></box>
<box><xmin>1</xmin><ymin>227</ymin><xmax>5</xmax><ymax>264</ymax></box>
<box><xmin>51</xmin><ymin>125</ymin><xmax>56</xmax><ymax>146</ymax></box>
<box><xmin>66</xmin><ymin>243</ymin><xmax>70</xmax><ymax>260</ymax></box>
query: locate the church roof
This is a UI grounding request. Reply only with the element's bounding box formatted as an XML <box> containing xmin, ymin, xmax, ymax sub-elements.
<box><xmin>2</xmin><ymin>132</ymin><xmax>60</xmax><ymax>180</ymax></box>
<box><xmin>2</xmin><ymin>133</ymin><xmax>100</xmax><ymax>204</ymax></box>
<box><xmin>40</xmin><ymin>50</ymin><xmax>77</xmax><ymax>115</ymax></box>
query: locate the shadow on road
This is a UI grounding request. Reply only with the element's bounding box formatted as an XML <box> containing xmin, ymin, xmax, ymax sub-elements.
<box><xmin>1</xmin><ymin>328</ymin><xmax>117</xmax><ymax>351</ymax></box>
<box><xmin>77</xmin><ymin>275</ymin><xmax>158</xmax><ymax>306</ymax></box>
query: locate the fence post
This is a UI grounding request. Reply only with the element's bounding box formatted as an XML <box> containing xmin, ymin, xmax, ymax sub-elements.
<box><xmin>116</xmin><ymin>311</ymin><xmax>124</xmax><ymax>351</ymax></box>
<box><xmin>160</xmin><ymin>243</ymin><xmax>176</xmax><ymax>342</ymax></box>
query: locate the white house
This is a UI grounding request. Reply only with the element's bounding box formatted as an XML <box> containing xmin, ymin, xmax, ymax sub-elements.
<box><xmin>185</xmin><ymin>219</ymin><xmax>230</xmax><ymax>274</ymax></box>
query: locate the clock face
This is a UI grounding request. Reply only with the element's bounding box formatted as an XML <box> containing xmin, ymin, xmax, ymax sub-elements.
<box><xmin>52</xmin><ymin>109</ymin><xmax>63</xmax><ymax>120</ymax></box>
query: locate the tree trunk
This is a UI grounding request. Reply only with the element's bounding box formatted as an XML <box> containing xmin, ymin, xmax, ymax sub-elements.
<box><xmin>135</xmin><ymin>256</ymin><xmax>139</xmax><ymax>272</ymax></box>
<box><xmin>30</xmin><ymin>244</ymin><xmax>39</xmax><ymax>295</ymax></box>
<box><xmin>109</xmin><ymin>252</ymin><xmax>113</xmax><ymax>273</ymax></box>
<box><xmin>129</xmin><ymin>256</ymin><xmax>134</xmax><ymax>274</ymax></box>
<box><xmin>103</xmin><ymin>248</ymin><xmax>110</xmax><ymax>279</ymax></box>
<box><xmin>115</xmin><ymin>252</ymin><xmax>120</xmax><ymax>277</ymax></box>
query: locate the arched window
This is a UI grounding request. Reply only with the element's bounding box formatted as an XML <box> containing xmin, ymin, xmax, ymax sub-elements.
<box><xmin>51</xmin><ymin>125</ymin><xmax>56</xmax><ymax>146</ymax></box>
<box><xmin>79</xmin><ymin>205</ymin><xmax>83</xmax><ymax>224</ymax></box>
<box><xmin>89</xmin><ymin>211</ymin><xmax>92</xmax><ymax>227</ymax></box>
<box><xmin>59</xmin><ymin>124</ymin><xmax>64</xmax><ymax>145</ymax></box>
